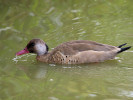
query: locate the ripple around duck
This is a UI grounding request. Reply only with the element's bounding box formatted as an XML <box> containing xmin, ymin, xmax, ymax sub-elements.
<box><xmin>12</xmin><ymin>54</ymin><xmax>35</xmax><ymax>63</ymax></box>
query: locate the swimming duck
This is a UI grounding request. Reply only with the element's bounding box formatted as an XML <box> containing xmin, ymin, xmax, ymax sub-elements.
<box><xmin>16</xmin><ymin>39</ymin><xmax>131</xmax><ymax>64</ymax></box>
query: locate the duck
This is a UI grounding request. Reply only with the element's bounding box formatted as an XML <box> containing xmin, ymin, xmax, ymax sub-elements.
<box><xmin>16</xmin><ymin>39</ymin><xmax>131</xmax><ymax>64</ymax></box>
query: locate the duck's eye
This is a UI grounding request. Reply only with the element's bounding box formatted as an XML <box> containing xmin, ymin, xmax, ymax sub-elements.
<box><xmin>30</xmin><ymin>43</ymin><xmax>35</xmax><ymax>47</ymax></box>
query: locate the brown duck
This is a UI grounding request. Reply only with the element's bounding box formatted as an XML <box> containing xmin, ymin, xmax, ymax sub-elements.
<box><xmin>16</xmin><ymin>39</ymin><xmax>131</xmax><ymax>64</ymax></box>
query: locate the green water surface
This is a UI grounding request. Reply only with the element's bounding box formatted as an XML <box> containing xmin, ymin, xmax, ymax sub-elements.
<box><xmin>0</xmin><ymin>0</ymin><xmax>133</xmax><ymax>100</ymax></box>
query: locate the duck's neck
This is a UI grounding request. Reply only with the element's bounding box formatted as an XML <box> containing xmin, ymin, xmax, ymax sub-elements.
<box><xmin>36</xmin><ymin>52</ymin><xmax>50</xmax><ymax>63</ymax></box>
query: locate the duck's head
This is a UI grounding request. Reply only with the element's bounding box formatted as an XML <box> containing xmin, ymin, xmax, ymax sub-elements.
<box><xmin>16</xmin><ymin>39</ymin><xmax>49</xmax><ymax>56</ymax></box>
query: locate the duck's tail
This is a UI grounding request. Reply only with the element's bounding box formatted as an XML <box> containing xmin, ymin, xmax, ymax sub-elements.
<box><xmin>117</xmin><ymin>43</ymin><xmax>131</xmax><ymax>53</ymax></box>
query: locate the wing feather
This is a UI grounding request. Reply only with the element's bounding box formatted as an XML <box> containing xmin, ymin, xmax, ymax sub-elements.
<box><xmin>50</xmin><ymin>40</ymin><xmax>117</xmax><ymax>55</ymax></box>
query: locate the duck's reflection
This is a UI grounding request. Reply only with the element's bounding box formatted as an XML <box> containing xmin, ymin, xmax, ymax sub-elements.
<box><xmin>17</xmin><ymin>59</ymin><xmax>120</xmax><ymax>80</ymax></box>
<box><xmin>18</xmin><ymin>63</ymin><xmax>49</xmax><ymax>79</ymax></box>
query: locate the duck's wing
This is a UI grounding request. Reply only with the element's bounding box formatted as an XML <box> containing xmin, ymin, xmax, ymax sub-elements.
<box><xmin>51</xmin><ymin>40</ymin><xmax>118</xmax><ymax>55</ymax></box>
<box><xmin>65</xmin><ymin>40</ymin><xmax>117</xmax><ymax>52</ymax></box>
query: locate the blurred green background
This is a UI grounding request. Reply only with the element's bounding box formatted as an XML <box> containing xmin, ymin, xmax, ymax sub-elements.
<box><xmin>0</xmin><ymin>0</ymin><xmax>133</xmax><ymax>100</ymax></box>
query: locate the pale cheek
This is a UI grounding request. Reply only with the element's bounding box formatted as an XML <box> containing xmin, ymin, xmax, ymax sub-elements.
<box><xmin>35</xmin><ymin>44</ymin><xmax>46</xmax><ymax>55</ymax></box>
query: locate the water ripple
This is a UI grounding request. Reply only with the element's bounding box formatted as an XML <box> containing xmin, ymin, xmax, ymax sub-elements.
<box><xmin>0</xmin><ymin>27</ymin><xmax>11</xmax><ymax>32</ymax></box>
<box><xmin>12</xmin><ymin>54</ymin><xmax>35</xmax><ymax>63</ymax></box>
<box><xmin>119</xmin><ymin>90</ymin><xmax>133</xmax><ymax>97</ymax></box>
<box><xmin>71</xmin><ymin>9</ymin><xmax>81</xmax><ymax>13</ymax></box>
<box><xmin>72</xmin><ymin>17</ymin><xmax>82</xmax><ymax>20</ymax></box>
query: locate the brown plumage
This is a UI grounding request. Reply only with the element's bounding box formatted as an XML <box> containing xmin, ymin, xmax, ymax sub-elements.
<box><xmin>16</xmin><ymin>39</ymin><xmax>131</xmax><ymax>64</ymax></box>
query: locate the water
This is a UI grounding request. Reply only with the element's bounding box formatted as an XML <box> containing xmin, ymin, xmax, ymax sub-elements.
<box><xmin>0</xmin><ymin>0</ymin><xmax>133</xmax><ymax>100</ymax></box>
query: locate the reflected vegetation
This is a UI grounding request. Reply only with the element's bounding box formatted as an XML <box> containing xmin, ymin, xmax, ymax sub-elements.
<box><xmin>0</xmin><ymin>0</ymin><xmax>133</xmax><ymax>100</ymax></box>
